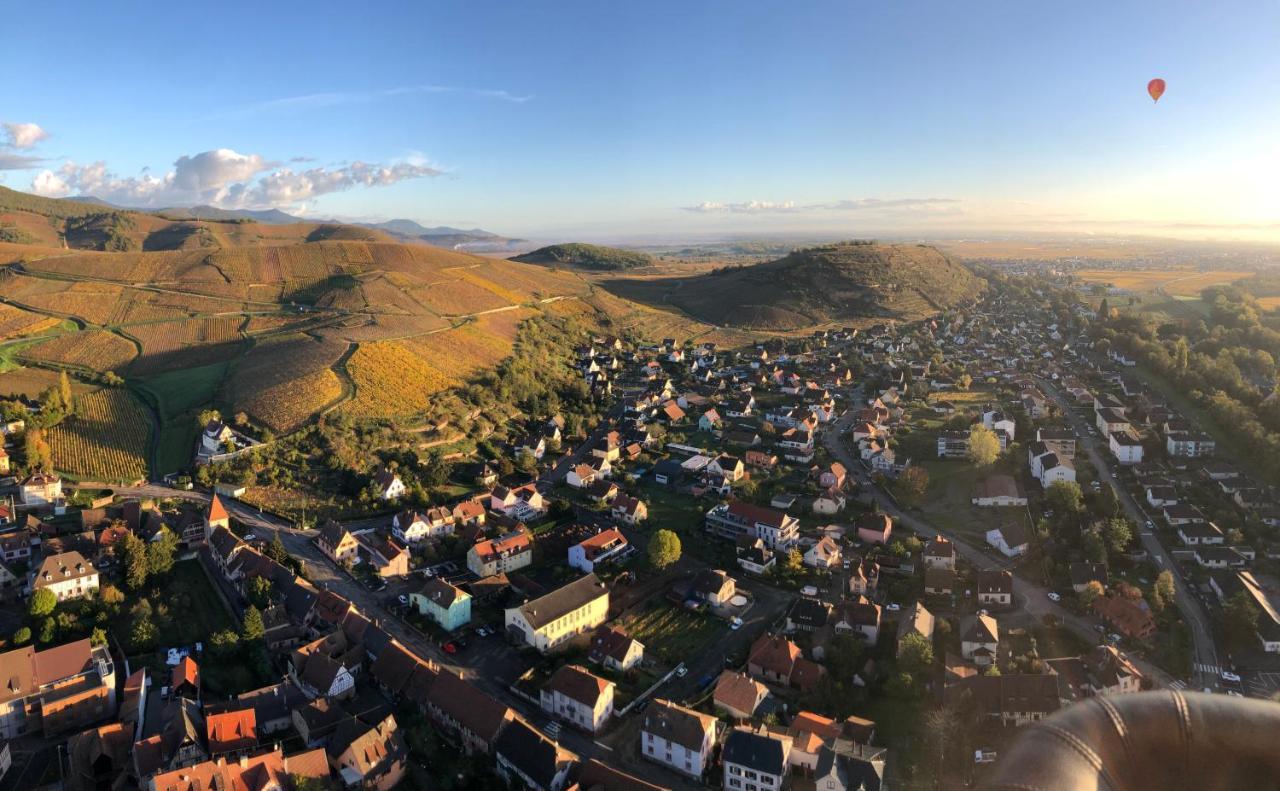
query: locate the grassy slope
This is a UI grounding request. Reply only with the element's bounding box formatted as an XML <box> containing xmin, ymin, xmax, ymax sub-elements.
<box><xmin>513</xmin><ymin>242</ymin><xmax>652</xmax><ymax>270</ymax></box>
<box><xmin>602</xmin><ymin>242</ymin><xmax>985</xmax><ymax>331</ymax></box>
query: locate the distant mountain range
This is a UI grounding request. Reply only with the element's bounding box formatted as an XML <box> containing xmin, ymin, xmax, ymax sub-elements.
<box><xmin>145</xmin><ymin>204</ymin><xmax>525</xmax><ymax>252</ymax></box>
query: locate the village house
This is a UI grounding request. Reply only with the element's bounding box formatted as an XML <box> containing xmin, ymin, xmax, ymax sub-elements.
<box><xmin>425</xmin><ymin>670</ymin><xmax>514</xmax><ymax>755</ymax></box>
<box><xmin>0</xmin><ymin>638</ymin><xmax>116</xmax><ymax>739</ymax></box>
<box><xmin>986</xmin><ymin>521</ymin><xmax>1030</xmax><ymax>557</ymax></box>
<box><xmin>540</xmin><ymin>664</ymin><xmax>614</xmax><ymax>734</ymax></box>
<box><xmin>410</xmin><ymin>578</ymin><xmax>472</xmax><ymax>632</ymax></box>
<box><xmin>946</xmin><ymin>673</ymin><xmax>1061</xmax><ymax>727</ymax></box>
<box><xmin>786</xmin><ymin>598</ymin><xmax>831</xmax><ymax>634</ymax></box>
<box><xmin>1069</xmin><ymin>562</ymin><xmax>1109</xmax><ymax>593</ymax></box>
<box><xmin>490</xmin><ymin>483</ymin><xmax>546</xmax><ymax>521</ymax></box>
<box><xmin>589</xmin><ymin>627</ymin><xmax>644</xmax><ymax>672</ymax></box>
<box><xmin>747</xmin><ymin>634</ymin><xmax>826</xmax><ymax>691</ymax></box>
<box><xmin>326</xmin><ymin>713</ymin><xmax>408</xmax><ymax>791</ymax></box>
<box><xmin>317</xmin><ymin>521</ymin><xmax>360</xmax><ymax>566</ymax></box>
<box><xmin>29</xmin><ymin>550</ymin><xmax>99</xmax><ymax>602</ymax></box>
<box><xmin>568</xmin><ymin>528</ymin><xmax>630</xmax><ymax>573</ymax></box>
<box><xmin>897</xmin><ymin>602</ymin><xmax>935</xmax><ymax>655</ymax></box>
<box><xmin>976</xmin><ymin>570</ymin><xmax>1014</xmax><ymax>609</ymax></box>
<box><xmin>372</xmin><ymin>469</ymin><xmax>406</xmax><ymax>500</ymax></box>
<box><xmin>641</xmin><ymin>699</ymin><xmax>717</xmax><ymax>779</ymax></box>
<box><xmin>961</xmin><ymin>614</ymin><xmax>1000</xmax><ymax>666</ymax></box>
<box><xmin>833</xmin><ymin>596</ymin><xmax>882</xmax><ymax>643</ymax></box>
<box><xmin>505</xmin><ymin>573</ymin><xmax>610</xmax><ymax>653</ymax></box>
<box><xmin>705</xmin><ymin>501</ymin><xmax>800</xmax><ymax>550</ymax></box>
<box><xmin>1046</xmin><ymin>645</ymin><xmax>1144</xmax><ymax>702</ymax></box>
<box><xmin>358</xmin><ymin>533</ymin><xmax>411</xmax><ymax>578</ymax></box>
<box><xmin>690</xmin><ymin>569</ymin><xmax>737</xmax><ymax>607</ymax></box>
<box><xmin>713</xmin><ymin>671</ymin><xmax>770</xmax><ymax>720</ymax></box>
<box><xmin>494</xmin><ymin>719</ymin><xmax>575</xmax><ymax>791</ymax></box>
<box><xmin>610</xmin><ymin>493</ymin><xmax>649</xmax><ymax>525</ymax></box>
<box><xmin>736</xmin><ymin>537</ymin><xmax>776</xmax><ymax>575</ymax></box>
<box><xmin>391</xmin><ymin>508</ymin><xmax>453</xmax><ymax>544</ymax></box>
<box><xmin>804</xmin><ymin>536</ymin><xmax>842</xmax><ymax>570</ymax></box>
<box><xmin>19</xmin><ymin>472</ymin><xmax>62</xmax><ymax>506</ymax></box>
<box><xmin>467</xmin><ymin>530</ymin><xmax>533</xmax><ymax>577</ymax></box>
<box><xmin>1093</xmin><ymin>594</ymin><xmax>1157</xmax><ymax>640</ymax></box>
<box><xmin>922</xmin><ymin>535</ymin><xmax>956</xmax><ymax>570</ymax></box>
<box><xmin>856</xmin><ymin>512</ymin><xmax>893</xmax><ymax>545</ymax></box>
<box><xmin>722</xmin><ymin>728</ymin><xmax>791</xmax><ymax>791</ymax></box>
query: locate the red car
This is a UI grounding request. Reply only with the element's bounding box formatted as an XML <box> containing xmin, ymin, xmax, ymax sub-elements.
<box><xmin>443</xmin><ymin>642</ymin><xmax>458</xmax><ymax>654</ymax></box>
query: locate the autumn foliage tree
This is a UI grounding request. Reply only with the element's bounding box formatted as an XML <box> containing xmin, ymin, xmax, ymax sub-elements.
<box><xmin>966</xmin><ymin>424</ymin><xmax>1000</xmax><ymax>466</ymax></box>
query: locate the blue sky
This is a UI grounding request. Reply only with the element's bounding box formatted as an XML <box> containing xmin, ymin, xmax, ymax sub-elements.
<box><xmin>2</xmin><ymin>1</ymin><xmax>1278</xmax><ymax>241</ymax></box>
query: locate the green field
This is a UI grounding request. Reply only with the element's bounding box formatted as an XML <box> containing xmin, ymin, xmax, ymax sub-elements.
<box><xmin>616</xmin><ymin>601</ymin><xmax>726</xmax><ymax>664</ymax></box>
<box><xmin>132</xmin><ymin>360</ymin><xmax>231</xmax><ymax>474</ymax></box>
<box><xmin>916</xmin><ymin>458</ymin><xmax>988</xmax><ymax>538</ymax></box>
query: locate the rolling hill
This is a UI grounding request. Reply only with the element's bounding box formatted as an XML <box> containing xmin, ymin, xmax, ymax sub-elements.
<box><xmin>513</xmin><ymin>242</ymin><xmax>652</xmax><ymax>270</ymax></box>
<box><xmin>603</xmin><ymin>241</ymin><xmax>985</xmax><ymax>330</ymax></box>
<box><xmin>0</xmin><ymin>186</ymin><xmax>608</xmax><ymax>480</ymax></box>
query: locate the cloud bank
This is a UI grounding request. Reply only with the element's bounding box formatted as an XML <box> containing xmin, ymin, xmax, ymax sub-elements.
<box><xmin>29</xmin><ymin>147</ymin><xmax>443</xmax><ymax>210</ymax></box>
<box><xmin>682</xmin><ymin>197</ymin><xmax>959</xmax><ymax>214</ymax></box>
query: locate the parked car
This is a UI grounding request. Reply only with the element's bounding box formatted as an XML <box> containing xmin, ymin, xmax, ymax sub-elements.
<box><xmin>675</xmin><ymin>663</ymin><xmax>687</xmax><ymax>677</ymax></box>
<box><xmin>398</xmin><ymin>594</ymin><xmax>408</xmax><ymax>605</ymax></box>
<box><xmin>885</xmin><ymin>603</ymin><xmax>901</xmax><ymax>612</ymax></box>
<box><xmin>729</xmin><ymin>617</ymin><xmax>744</xmax><ymax>630</ymax></box>
<box><xmin>1047</xmin><ymin>592</ymin><xmax>1062</xmax><ymax>602</ymax></box>
<box><xmin>1221</xmin><ymin>670</ymin><xmax>1242</xmax><ymax>683</ymax></box>
<box><xmin>443</xmin><ymin>642</ymin><xmax>458</xmax><ymax>654</ymax></box>
<box><xmin>244</xmin><ymin>533</ymin><xmax>257</xmax><ymax>542</ymax></box>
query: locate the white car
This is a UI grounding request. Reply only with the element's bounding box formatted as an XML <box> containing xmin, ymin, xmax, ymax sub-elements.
<box><xmin>675</xmin><ymin>663</ymin><xmax>688</xmax><ymax>677</ymax></box>
<box><xmin>1145</xmin><ymin>520</ymin><xmax>1154</xmax><ymax>529</ymax></box>
<box><xmin>244</xmin><ymin>533</ymin><xmax>257</xmax><ymax>542</ymax></box>
<box><xmin>729</xmin><ymin>617</ymin><xmax>744</xmax><ymax>630</ymax></box>
<box><xmin>1047</xmin><ymin>592</ymin><xmax>1062</xmax><ymax>602</ymax></box>
<box><xmin>398</xmin><ymin>594</ymin><xmax>408</xmax><ymax>605</ymax></box>
<box><xmin>885</xmin><ymin>603</ymin><xmax>901</xmax><ymax>612</ymax></box>
<box><xmin>1221</xmin><ymin>670</ymin><xmax>1242</xmax><ymax>683</ymax></box>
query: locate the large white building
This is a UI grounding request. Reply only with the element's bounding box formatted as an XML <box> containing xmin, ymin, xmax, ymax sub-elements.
<box><xmin>505</xmin><ymin>574</ymin><xmax>609</xmax><ymax>653</ymax></box>
<box><xmin>1109</xmin><ymin>430</ymin><xmax>1145</xmax><ymax>465</ymax></box>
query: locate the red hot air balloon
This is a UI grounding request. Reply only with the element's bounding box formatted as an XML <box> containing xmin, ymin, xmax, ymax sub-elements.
<box><xmin>1148</xmin><ymin>78</ymin><xmax>1166</xmax><ymax>102</ymax></box>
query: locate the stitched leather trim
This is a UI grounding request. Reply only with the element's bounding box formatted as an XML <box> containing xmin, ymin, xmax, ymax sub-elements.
<box><xmin>1039</xmin><ymin>720</ymin><xmax>1119</xmax><ymax>790</ymax></box>
<box><xmin>1095</xmin><ymin>695</ymin><xmax>1132</xmax><ymax>764</ymax></box>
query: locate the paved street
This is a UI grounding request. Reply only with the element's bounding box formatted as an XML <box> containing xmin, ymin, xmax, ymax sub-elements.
<box><xmin>1038</xmin><ymin>377</ymin><xmax>1219</xmax><ymax>689</ymax></box>
<box><xmin>72</xmin><ymin>482</ymin><xmax>698</xmax><ymax>785</ymax></box>
<box><xmin>821</xmin><ymin>406</ymin><xmax>1178</xmax><ymax>686</ymax></box>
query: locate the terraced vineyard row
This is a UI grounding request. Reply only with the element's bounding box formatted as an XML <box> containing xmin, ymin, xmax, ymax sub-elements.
<box><xmin>48</xmin><ymin>388</ymin><xmax>150</xmax><ymax>481</ymax></box>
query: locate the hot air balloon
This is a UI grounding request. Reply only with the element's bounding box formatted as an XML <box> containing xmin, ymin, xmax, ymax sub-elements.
<box><xmin>1148</xmin><ymin>78</ymin><xmax>1166</xmax><ymax>103</ymax></box>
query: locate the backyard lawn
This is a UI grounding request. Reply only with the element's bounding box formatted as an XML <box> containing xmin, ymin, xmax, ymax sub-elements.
<box><xmin>617</xmin><ymin>600</ymin><xmax>725</xmax><ymax>665</ymax></box>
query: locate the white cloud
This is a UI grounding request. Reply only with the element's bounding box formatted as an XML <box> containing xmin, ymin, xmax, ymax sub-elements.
<box><xmin>171</xmin><ymin>149</ymin><xmax>271</xmax><ymax>192</ymax></box>
<box><xmin>30</xmin><ymin>149</ymin><xmax>444</xmax><ymax>210</ymax></box>
<box><xmin>31</xmin><ymin>168</ymin><xmax>70</xmax><ymax>196</ymax></box>
<box><xmin>3</xmin><ymin>122</ymin><xmax>49</xmax><ymax>149</ymax></box>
